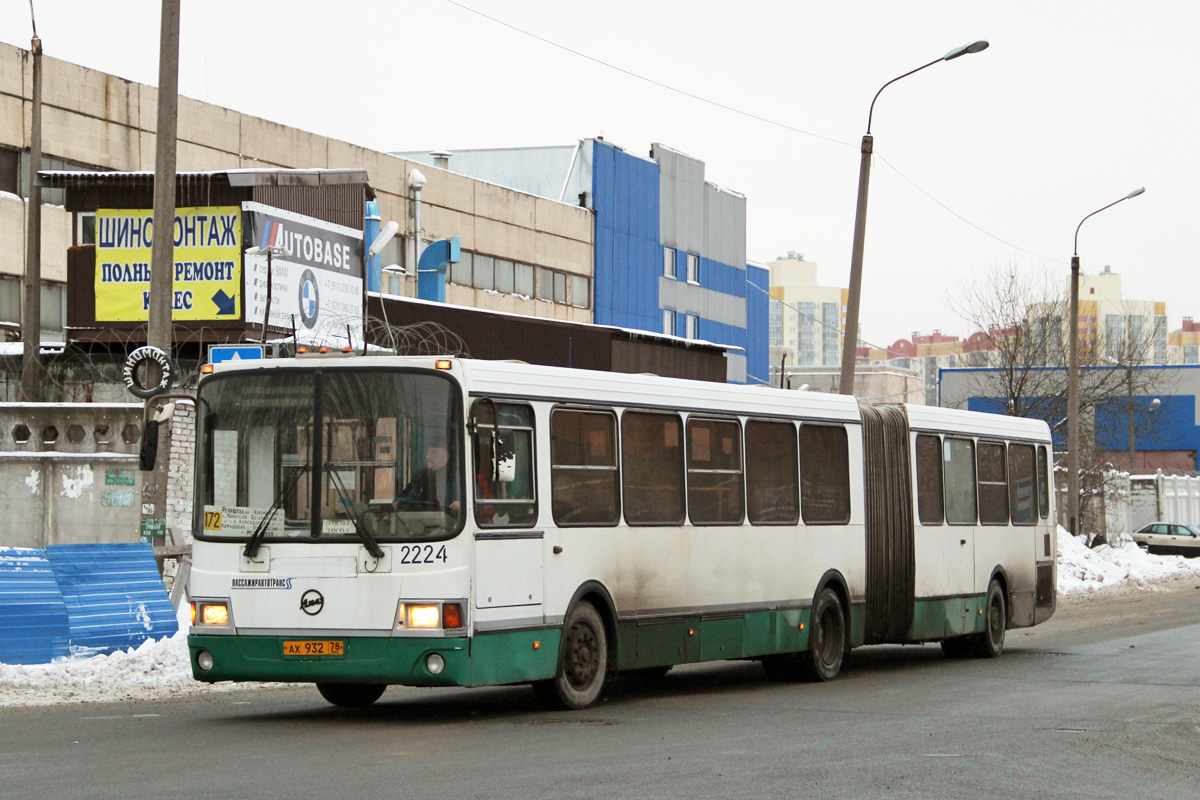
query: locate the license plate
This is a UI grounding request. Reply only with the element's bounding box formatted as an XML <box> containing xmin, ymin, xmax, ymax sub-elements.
<box><xmin>282</xmin><ymin>640</ymin><xmax>344</xmax><ymax>657</ymax></box>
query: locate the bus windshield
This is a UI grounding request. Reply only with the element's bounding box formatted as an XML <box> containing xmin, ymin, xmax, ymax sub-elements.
<box><xmin>195</xmin><ymin>368</ymin><xmax>464</xmax><ymax>545</ymax></box>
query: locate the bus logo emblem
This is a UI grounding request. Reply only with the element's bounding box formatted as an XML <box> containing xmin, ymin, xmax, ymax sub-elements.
<box><xmin>300</xmin><ymin>589</ymin><xmax>324</xmax><ymax>616</ymax></box>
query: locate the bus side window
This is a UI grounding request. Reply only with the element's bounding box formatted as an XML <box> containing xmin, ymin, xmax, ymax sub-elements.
<box><xmin>551</xmin><ymin>408</ymin><xmax>620</xmax><ymax>526</ymax></box>
<box><xmin>915</xmin><ymin>434</ymin><xmax>944</xmax><ymax>525</ymax></box>
<box><xmin>686</xmin><ymin>417</ymin><xmax>744</xmax><ymax>525</ymax></box>
<box><xmin>746</xmin><ymin>420</ymin><xmax>799</xmax><ymax>525</ymax></box>
<box><xmin>1009</xmin><ymin>443</ymin><xmax>1037</xmax><ymax>525</ymax></box>
<box><xmin>621</xmin><ymin>411</ymin><xmax>685</xmax><ymax>525</ymax></box>
<box><xmin>471</xmin><ymin>400</ymin><xmax>537</xmax><ymax>527</ymax></box>
<box><xmin>944</xmin><ymin>437</ymin><xmax>977</xmax><ymax>524</ymax></box>
<box><xmin>977</xmin><ymin>442</ymin><xmax>1009</xmax><ymax>525</ymax></box>
<box><xmin>799</xmin><ymin>424</ymin><xmax>851</xmax><ymax>524</ymax></box>
<box><xmin>1036</xmin><ymin>445</ymin><xmax>1050</xmax><ymax>519</ymax></box>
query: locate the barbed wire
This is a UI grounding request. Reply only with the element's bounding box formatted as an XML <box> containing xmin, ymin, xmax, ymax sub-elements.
<box><xmin>0</xmin><ymin>317</ymin><xmax>472</xmax><ymax>402</ymax></box>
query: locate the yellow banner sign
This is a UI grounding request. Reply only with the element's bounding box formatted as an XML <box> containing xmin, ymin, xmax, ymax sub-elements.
<box><xmin>95</xmin><ymin>207</ymin><xmax>242</xmax><ymax>321</ymax></box>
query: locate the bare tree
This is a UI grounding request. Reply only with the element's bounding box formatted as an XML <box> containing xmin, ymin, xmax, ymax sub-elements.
<box><xmin>951</xmin><ymin>263</ymin><xmax>1173</xmax><ymax>543</ymax></box>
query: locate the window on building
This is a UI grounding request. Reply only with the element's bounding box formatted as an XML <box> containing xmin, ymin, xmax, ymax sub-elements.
<box><xmin>978</xmin><ymin>442</ymin><xmax>1009</xmax><ymax>524</ymax></box>
<box><xmin>799</xmin><ymin>424</ymin><xmax>850</xmax><ymax>524</ymax></box>
<box><xmin>494</xmin><ymin>259</ymin><xmax>515</xmax><ymax>294</ymax></box>
<box><xmin>663</xmin><ymin>308</ymin><xmax>677</xmax><ymax>336</ymax></box>
<box><xmin>570</xmin><ymin>275</ymin><xmax>590</xmax><ymax>309</ymax></box>
<box><xmin>474</xmin><ymin>255</ymin><xmax>495</xmax><ymax>291</ymax></box>
<box><xmin>944</xmin><ymin>437</ymin><xmax>977</xmax><ymax>524</ymax></box>
<box><xmin>0</xmin><ymin>147</ymin><xmax>20</xmax><ymax>194</ymax></box>
<box><xmin>746</xmin><ymin>420</ymin><xmax>798</xmax><ymax>524</ymax></box>
<box><xmin>76</xmin><ymin>212</ymin><xmax>97</xmax><ymax>247</ymax></box>
<box><xmin>686</xmin><ymin>253</ymin><xmax>700</xmax><ymax>284</ymax></box>
<box><xmin>663</xmin><ymin>247</ymin><xmax>676</xmax><ymax>278</ymax></box>
<box><xmin>537</xmin><ymin>267</ymin><xmax>555</xmax><ymax>300</ymax></box>
<box><xmin>515</xmin><ymin>263</ymin><xmax>534</xmax><ymax>297</ymax></box>
<box><xmin>686</xmin><ymin>417</ymin><xmax>744</xmax><ymax>525</ymax></box>
<box><xmin>0</xmin><ymin>277</ymin><xmax>64</xmax><ymax>332</ymax></box>
<box><xmin>551</xmin><ymin>409</ymin><xmax>620</xmax><ymax>526</ymax></box>
<box><xmin>686</xmin><ymin>314</ymin><xmax>699</xmax><ymax>340</ymax></box>
<box><xmin>553</xmin><ymin>271</ymin><xmax>567</xmax><ymax>304</ymax></box>
<box><xmin>621</xmin><ymin>411</ymin><xmax>685</xmax><ymax>525</ymax></box>
<box><xmin>916</xmin><ymin>434</ymin><xmax>944</xmax><ymax>524</ymax></box>
<box><xmin>451</xmin><ymin>251</ymin><xmax>473</xmax><ymax>286</ymax></box>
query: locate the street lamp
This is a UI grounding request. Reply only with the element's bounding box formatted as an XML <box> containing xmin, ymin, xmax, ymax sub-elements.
<box><xmin>1066</xmin><ymin>187</ymin><xmax>1145</xmax><ymax>536</ymax></box>
<box><xmin>838</xmin><ymin>40</ymin><xmax>989</xmax><ymax>396</ymax></box>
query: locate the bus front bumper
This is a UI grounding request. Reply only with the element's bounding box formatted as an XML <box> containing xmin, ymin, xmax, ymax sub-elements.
<box><xmin>188</xmin><ymin>628</ymin><xmax>560</xmax><ymax>688</ymax></box>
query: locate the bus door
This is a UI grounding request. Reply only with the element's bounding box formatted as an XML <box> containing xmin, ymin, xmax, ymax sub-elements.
<box><xmin>914</xmin><ymin>433</ymin><xmax>977</xmax><ymax>638</ymax></box>
<box><xmin>469</xmin><ymin>400</ymin><xmax>543</xmax><ymax>618</ymax></box>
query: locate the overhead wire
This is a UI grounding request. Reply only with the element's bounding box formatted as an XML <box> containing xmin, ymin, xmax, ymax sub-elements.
<box><xmin>442</xmin><ymin>0</ymin><xmax>1051</xmax><ymax>267</ymax></box>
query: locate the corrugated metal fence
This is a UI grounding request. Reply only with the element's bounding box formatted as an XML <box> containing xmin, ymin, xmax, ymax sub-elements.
<box><xmin>0</xmin><ymin>543</ymin><xmax>177</xmax><ymax>665</ymax></box>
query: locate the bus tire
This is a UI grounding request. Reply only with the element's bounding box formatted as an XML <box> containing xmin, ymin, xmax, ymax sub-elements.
<box><xmin>800</xmin><ymin>587</ymin><xmax>847</xmax><ymax>681</ymax></box>
<box><xmin>532</xmin><ymin>601</ymin><xmax>608</xmax><ymax>710</ymax></box>
<box><xmin>316</xmin><ymin>682</ymin><xmax>386</xmax><ymax>708</ymax></box>
<box><xmin>972</xmin><ymin>579</ymin><xmax>1007</xmax><ymax>658</ymax></box>
<box><xmin>762</xmin><ymin>587</ymin><xmax>846</xmax><ymax>682</ymax></box>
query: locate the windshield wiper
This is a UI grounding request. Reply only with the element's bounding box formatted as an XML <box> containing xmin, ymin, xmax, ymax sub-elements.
<box><xmin>328</xmin><ymin>469</ymin><xmax>385</xmax><ymax>559</ymax></box>
<box><xmin>243</xmin><ymin>463</ymin><xmax>308</xmax><ymax>559</ymax></box>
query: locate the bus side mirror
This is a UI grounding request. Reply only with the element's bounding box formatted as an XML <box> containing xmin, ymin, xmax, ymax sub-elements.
<box><xmin>494</xmin><ymin>429</ymin><xmax>516</xmax><ymax>484</ymax></box>
<box><xmin>139</xmin><ymin>402</ymin><xmax>176</xmax><ymax>471</ymax></box>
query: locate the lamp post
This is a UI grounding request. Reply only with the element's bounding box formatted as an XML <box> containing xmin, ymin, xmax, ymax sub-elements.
<box><xmin>838</xmin><ymin>40</ymin><xmax>989</xmax><ymax>396</ymax></box>
<box><xmin>1066</xmin><ymin>187</ymin><xmax>1145</xmax><ymax>536</ymax></box>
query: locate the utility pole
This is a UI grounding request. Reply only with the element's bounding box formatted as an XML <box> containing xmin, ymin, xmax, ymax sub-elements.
<box><xmin>20</xmin><ymin>26</ymin><xmax>43</xmax><ymax>401</ymax></box>
<box><xmin>147</xmin><ymin>0</ymin><xmax>180</xmax><ymax>354</ymax></box>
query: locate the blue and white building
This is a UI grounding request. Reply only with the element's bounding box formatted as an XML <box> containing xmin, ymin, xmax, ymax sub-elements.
<box><xmin>397</xmin><ymin>140</ymin><xmax>768</xmax><ymax>384</ymax></box>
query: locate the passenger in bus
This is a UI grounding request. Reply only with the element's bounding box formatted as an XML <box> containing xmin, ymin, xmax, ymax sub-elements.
<box><xmin>401</xmin><ymin>440</ymin><xmax>461</xmax><ymax>514</ymax></box>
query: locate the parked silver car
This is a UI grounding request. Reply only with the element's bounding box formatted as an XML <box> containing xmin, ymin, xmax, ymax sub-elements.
<box><xmin>1131</xmin><ymin>522</ymin><xmax>1200</xmax><ymax>557</ymax></box>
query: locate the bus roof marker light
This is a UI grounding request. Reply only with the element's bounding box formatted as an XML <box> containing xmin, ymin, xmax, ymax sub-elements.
<box><xmin>201</xmin><ymin>364</ymin><xmax>213</xmax><ymax>374</ymax></box>
<box><xmin>436</xmin><ymin>359</ymin><xmax>452</xmax><ymax>370</ymax></box>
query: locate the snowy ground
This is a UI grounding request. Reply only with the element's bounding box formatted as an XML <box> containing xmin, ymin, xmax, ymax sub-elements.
<box><xmin>4</xmin><ymin>529</ymin><xmax>1200</xmax><ymax>709</ymax></box>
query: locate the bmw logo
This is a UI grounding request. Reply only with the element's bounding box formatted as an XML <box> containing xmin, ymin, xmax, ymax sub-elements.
<box><xmin>298</xmin><ymin>269</ymin><xmax>320</xmax><ymax>329</ymax></box>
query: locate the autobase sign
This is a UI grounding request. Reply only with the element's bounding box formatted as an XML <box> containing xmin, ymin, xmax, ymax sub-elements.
<box><xmin>243</xmin><ymin>202</ymin><xmax>364</xmax><ymax>346</ymax></box>
<box><xmin>94</xmin><ymin>207</ymin><xmax>242</xmax><ymax>321</ymax></box>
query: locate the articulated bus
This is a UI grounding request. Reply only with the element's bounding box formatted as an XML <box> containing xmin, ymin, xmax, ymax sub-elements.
<box><xmin>181</xmin><ymin>354</ymin><xmax>1056</xmax><ymax>709</ymax></box>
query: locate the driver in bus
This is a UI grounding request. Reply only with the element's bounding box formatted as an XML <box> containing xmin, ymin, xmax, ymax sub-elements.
<box><xmin>401</xmin><ymin>437</ymin><xmax>461</xmax><ymax>514</ymax></box>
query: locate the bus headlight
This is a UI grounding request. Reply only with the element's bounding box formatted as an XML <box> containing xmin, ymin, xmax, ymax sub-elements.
<box><xmin>426</xmin><ymin>653</ymin><xmax>446</xmax><ymax>674</ymax></box>
<box><xmin>199</xmin><ymin>602</ymin><xmax>230</xmax><ymax>626</ymax></box>
<box><xmin>406</xmin><ymin>604</ymin><xmax>440</xmax><ymax>628</ymax></box>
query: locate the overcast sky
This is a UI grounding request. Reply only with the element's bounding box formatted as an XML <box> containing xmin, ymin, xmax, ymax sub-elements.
<box><xmin>3</xmin><ymin>1</ymin><xmax>1194</xmax><ymax>348</ymax></box>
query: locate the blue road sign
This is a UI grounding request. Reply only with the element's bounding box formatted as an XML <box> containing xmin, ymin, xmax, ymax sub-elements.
<box><xmin>209</xmin><ymin>344</ymin><xmax>265</xmax><ymax>365</ymax></box>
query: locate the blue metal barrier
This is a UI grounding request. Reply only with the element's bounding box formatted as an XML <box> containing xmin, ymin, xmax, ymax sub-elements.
<box><xmin>45</xmin><ymin>543</ymin><xmax>178</xmax><ymax>657</ymax></box>
<box><xmin>0</xmin><ymin>548</ymin><xmax>71</xmax><ymax>665</ymax></box>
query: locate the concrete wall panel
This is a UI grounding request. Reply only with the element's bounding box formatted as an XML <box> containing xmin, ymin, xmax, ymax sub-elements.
<box><xmin>475</xmin><ymin>217</ymin><xmax>536</xmax><ymax>264</ymax></box>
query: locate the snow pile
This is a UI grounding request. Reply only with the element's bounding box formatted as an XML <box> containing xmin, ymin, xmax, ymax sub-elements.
<box><xmin>0</xmin><ymin>603</ymin><xmax>278</xmax><ymax>708</ymax></box>
<box><xmin>1056</xmin><ymin>525</ymin><xmax>1200</xmax><ymax>596</ymax></box>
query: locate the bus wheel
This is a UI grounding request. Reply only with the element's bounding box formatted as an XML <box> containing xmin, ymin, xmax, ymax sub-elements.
<box><xmin>801</xmin><ymin>587</ymin><xmax>847</xmax><ymax>681</ymax></box>
<box><xmin>316</xmin><ymin>682</ymin><xmax>386</xmax><ymax>708</ymax></box>
<box><xmin>973</xmin><ymin>579</ymin><xmax>1007</xmax><ymax>658</ymax></box>
<box><xmin>762</xmin><ymin>587</ymin><xmax>846</xmax><ymax>682</ymax></box>
<box><xmin>533</xmin><ymin>601</ymin><xmax>608</xmax><ymax>710</ymax></box>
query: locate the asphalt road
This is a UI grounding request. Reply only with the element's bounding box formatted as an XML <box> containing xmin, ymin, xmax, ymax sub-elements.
<box><xmin>3</xmin><ymin>578</ymin><xmax>1199</xmax><ymax>800</ymax></box>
